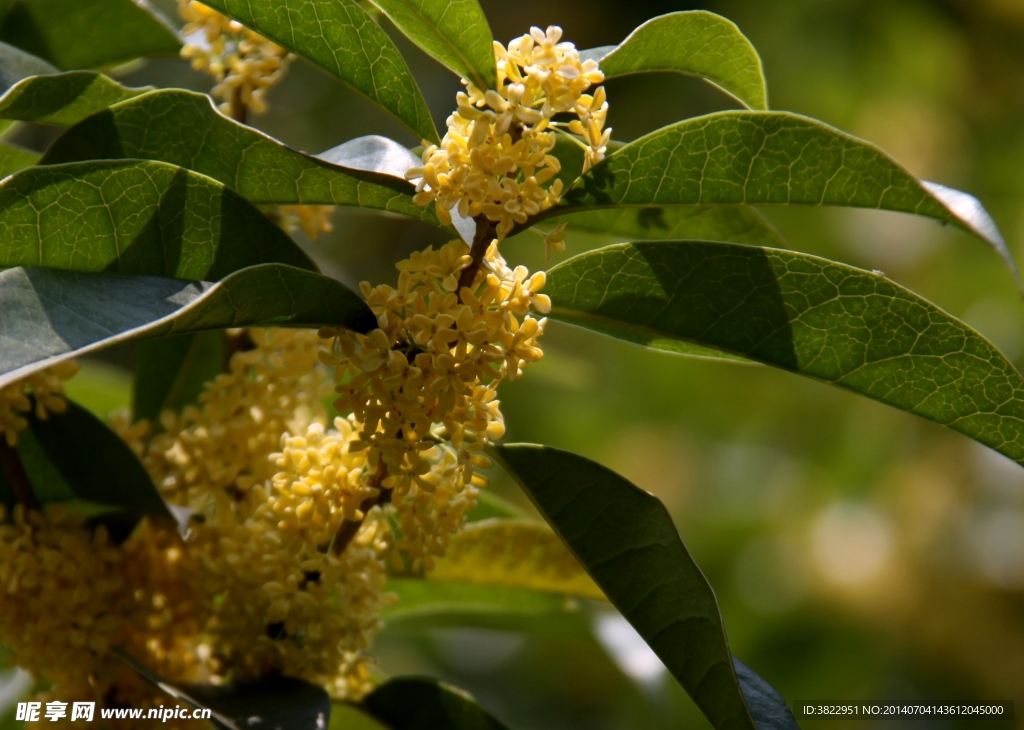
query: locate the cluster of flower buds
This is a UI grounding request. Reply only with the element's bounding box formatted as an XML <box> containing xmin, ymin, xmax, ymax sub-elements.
<box><xmin>320</xmin><ymin>238</ymin><xmax>549</xmax><ymax>570</ymax></box>
<box><xmin>177</xmin><ymin>0</ymin><xmax>293</xmax><ymax>115</ymax></box>
<box><xmin>0</xmin><ymin>361</ymin><xmax>77</xmax><ymax>447</ymax></box>
<box><xmin>408</xmin><ymin>26</ymin><xmax>609</xmax><ymax>239</ymax></box>
<box><xmin>140</xmin><ymin>328</ymin><xmax>391</xmax><ymax>697</ymax></box>
<box><xmin>0</xmin><ymin>507</ymin><xmax>202</xmax><ymax>720</ymax></box>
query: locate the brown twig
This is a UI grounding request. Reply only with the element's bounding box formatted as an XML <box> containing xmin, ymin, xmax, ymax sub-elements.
<box><xmin>331</xmin><ymin>461</ymin><xmax>391</xmax><ymax>556</ymax></box>
<box><xmin>0</xmin><ymin>439</ymin><xmax>40</xmax><ymax>513</ymax></box>
<box><xmin>223</xmin><ymin>329</ymin><xmax>256</xmax><ymax>370</ymax></box>
<box><xmin>229</xmin><ymin>86</ymin><xmax>248</xmax><ymax>125</ymax></box>
<box><xmin>457</xmin><ymin>215</ymin><xmax>496</xmax><ymax>297</ymax></box>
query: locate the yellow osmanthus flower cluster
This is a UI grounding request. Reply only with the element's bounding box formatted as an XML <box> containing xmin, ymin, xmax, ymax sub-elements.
<box><xmin>145</xmin><ymin>328</ymin><xmax>329</xmax><ymax>510</ymax></box>
<box><xmin>320</xmin><ymin>238</ymin><xmax>549</xmax><ymax>570</ymax></box>
<box><xmin>177</xmin><ymin>0</ymin><xmax>292</xmax><ymax>115</ymax></box>
<box><xmin>408</xmin><ymin>26</ymin><xmax>609</xmax><ymax>239</ymax></box>
<box><xmin>139</xmin><ymin>328</ymin><xmax>391</xmax><ymax>697</ymax></box>
<box><xmin>0</xmin><ymin>507</ymin><xmax>202</xmax><ymax>726</ymax></box>
<box><xmin>0</xmin><ymin>362</ymin><xmax>78</xmax><ymax>447</ymax></box>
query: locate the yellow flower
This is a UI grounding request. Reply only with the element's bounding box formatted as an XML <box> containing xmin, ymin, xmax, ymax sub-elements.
<box><xmin>177</xmin><ymin>0</ymin><xmax>293</xmax><ymax>115</ymax></box>
<box><xmin>0</xmin><ymin>361</ymin><xmax>78</xmax><ymax>447</ymax></box>
<box><xmin>322</xmin><ymin>239</ymin><xmax>548</xmax><ymax>569</ymax></box>
<box><xmin>407</xmin><ymin>25</ymin><xmax>608</xmax><ymax>243</ymax></box>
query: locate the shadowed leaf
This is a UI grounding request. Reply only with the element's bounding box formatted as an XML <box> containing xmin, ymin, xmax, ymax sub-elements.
<box><xmin>547</xmin><ymin>241</ymin><xmax>1024</xmax><ymax>466</ymax></box>
<box><xmin>588</xmin><ymin>11</ymin><xmax>767</xmax><ymax>110</ymax></box>
<box><xmin>200</xmin><ymin>0</ymin><xmax>438</xmax><ymax>144</ymax></box>
<box><xmin>0</xmin><ymin>264</ymin><xmax>375</xmax><ymax>390</ymax></box>
<box><xmin>0</xmin><ymin>71</ymin><xmax>149</xmax><ymax>125</ymax></box>
<box><xmin>555</xmin><ymin>112</ymin><xmax>1015</xmax><ymax>285</ymax></box>
<box><xmin>371</xmin><ymin>0</ymin><xmax>496</xmax><ymax>90</ymax></box>
<box><xmin>0</xmin><ymin>159</ymin><xmax>316</xmax><ymax>280</ymax></box>
<box><xmin>121</xmin><ymin>653</ymin><xmax>330</xmax><ymax>730</ymax></box>
<box><xmin>363</xmin><ymin>678</ymin><xmax>510</xmax><ymax>730</ymax></box>
<box><xmin>23</xmin><ymin>400</ymin><xmax>174</xmax><ymax>538</ymax></box>
<box><xmin>132</xmin><ymin>331</ymin><xmax>226</xmax><ymax>424</ymax></box>
<box><xmin>552</xmin><ymin>206</ymin><xmax>786</xmax><ymax>247</ymax></box>
<box><xmin>0</xmin><ymin>40</ymin><xmax>56</xmax><ymax>92</ymax></box>
<box><xmin>0</xmin><ymin>0</ymin><xmax>180</xmax><ymax>70</ymax></box>
<box><xmin>41</xmin><ymin>91</ymin><xmax>444</xmax><ymax>227</ymax></box>
<box><xmin>492</xmin><ymin>443</ymin><xmax>798</xmax><ymax>730</ymax></box>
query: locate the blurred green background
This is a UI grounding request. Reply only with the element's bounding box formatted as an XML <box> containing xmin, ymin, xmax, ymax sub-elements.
<box><xmin>53</xmin><ymin>0</ymin><xmax>1024</xmax><ymax>727</ymax></box>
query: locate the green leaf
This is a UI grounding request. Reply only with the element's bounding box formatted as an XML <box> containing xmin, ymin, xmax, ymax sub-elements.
<box><xmin>23</xmin><ymin>399</ymin><xmax>174</xmax><ymax>535</ymax></box>
<box><xmin>370</xmin><ymin>0</ymin><xmax>496</xmax><ymax>91</ymax></box>
<box><xmin>0</xmin><ymin>40</ymin><xmax>56</xmax><ymax>92</ymax></box>
<box><xmin>467</xmin><ymin>490</ymin><xmax>529</xmax><ymax>520</ymax></box>
<box><xmin>551</xmin><ymin>206</ymin><xmax>787</xmax><ymax>247</ymax></box>
<box><xmin>330</xmin><ymin>703</ymin><xmax>388</xmax><ymax>730</ymax></box>
<box><xmin>588</xmin><ymin>11</ymin><xmax>768</xmax><ymax>111</ymax></box>
<box><xmin>0</xmin><ymin>0</ymin><xmax>180</xmax><ymax>71</ymax></box>
<box><xmin>0</xmin><ymin>159</ymin><xmax>316</xmax><ymax>280</ymax></box>
<box><xmin>492</xmin><ymin>443</ymin><xmax>797</xmax><ymax>730</ymax></box>
<box><xmin>362</xmin><ymin>678</ymin><xmax>510</xmax><ymax>730</ymax></box>
<box><xmin>132</xmin><ymin>331</ymin><xmax>226</xmax><ymax>424</ymax></box>
<box><xmin>120</xmin><ymin>652</ymin><xmax>330</xmax><ymax>730</ymax></box>
<box><xmin>62</xmin><ymin>360</ymin><xmax>131</xmax><ymax>416</ymax></box>
<box><xmin>382</xmin><ymin>579</ymin><xmax>571</xmax><ymax>622</ymax></box>
<box><xmin>0</xmin><ymin>264</ymin><xmax>376</xmax><ymax>390</ymax></box>
<box><xmin>0</xmin><ymin>141</ymin><xmax>36</xmax><ymax>176</ymax></box>
<box><xmin>200</xmin><ymin>0</ymin><xmax>439</xmax><ymax>144</ymax></box>
<box><xmin>546</xmin><ymin>241</ymin><xmax>1024</xmax><ymax>467</ymax></box>
<box><xmin>0</xmin><ymin>71</ymin><xmax>149</xmax><ymax>126</ymax></box>
<box><xmin>40</xmin><ymin>90</ymin><xmax>442</xmax><ymax>227</ymax></box>
<box><xmin>556</xmin><ymin>111</ymin><xmax>1015</xmax><ymax>284</ymax></box>
<box><xmin>425</xmin><ymin>519</ymin><xmax>605</xmax><ymax>600</ymax></box>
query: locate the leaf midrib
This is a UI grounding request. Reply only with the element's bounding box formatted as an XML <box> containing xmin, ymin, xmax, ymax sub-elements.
<box><xmin>380</xmin><ymin>0</ymin><xmax>488</xmax><ymax>90</ymax></box>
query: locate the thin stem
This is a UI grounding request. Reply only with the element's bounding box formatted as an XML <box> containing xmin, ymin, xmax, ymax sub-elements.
<box><xmin>552</xmin><ymin>126</ymin><xmax>589</xmax><ymax>150</ymax></box>
<box><xmin>230</xmin><ymin>86</ymin><xmax>248</xmax><ymax>125</ymax></box>
<box><xmin>0</xmin><ymin>439</ymin><xmax>39</xmax><ymax>513</ymax></box>
<box><xmin>331</xmin><ymin>461</ymin><xmax>390</xmax><ymax>557</ymax></box>
<box><xmin>457</xmin><ymin>215</ymin><xmax>496</xmax><ymax>297</ymax></box>
<box><xmin>223</xmin><ymin>329</ymin><xmax>256</xmax><ymax>370</ymax></box>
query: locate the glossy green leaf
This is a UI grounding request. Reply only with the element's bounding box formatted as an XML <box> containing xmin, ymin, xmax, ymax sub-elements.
<box><xmin>121</xmin><ymin>652</ymin><xmax>330</xmax><ymax>730</ymax></box>
<box><xmin>132</xmin><ymin>332</ymin><xmax>226</xmax><ymax>424</ymax></box>
<box><xmin>382</xmin><ymin>579</ymin><xmax>571</xmax><ymax>621</ymax></box>
<box><xmin>0</xmin><ymin>39</ymin><xmax>56</xmax><ymax>92</ymax></box>
<box><xmin>0</xmin><ymin>264</ymin><xmax>375</xmax><ymax>390</ymax></box>
<box><xmin>0</xmin><ymin>71</ymin><xmax>149</xmax><ymax>126</ymax></box>
<box><xmin>551</xmin><ymin>206</ymin><xmax>786</xmax><ymax>247</ymax></box>
<box><xmin>0</xmin><ymin>159</ymin><xmax>316</xmax><ymax>280</ymax></box>
<box><xmin>555</xmin><ymin>111</ymin><xmax>1015</xmax><ymax>284</ymax></box>
<box><xmin>363</xmin><ymin>678</ymin><xmax>510</xmax><ymax>730</ymax></box>
<box><xmin>547</xmin><ymin>241</ymin><xmax>1024</xmax><ymax>467</ymax></box>
<box><xmin>492</xmin><ymin>443</ymin><xmax>797</xmax><ymax>730</ymax></box>
<box><xmin>426</xmin><ymin>519</ymin><xmax>605</xmax><ymax>600</ymax></box>
<box><xmin>0</xmin><ymin>141</ymin><xmax>36</xmax><ymax>176</ymax></box>
<box><xmin>23</xmin><ymin>399</ymin><xmax>174</xmax><ymax>536</ymax></box>
<box><xmin>587</xmin><ymin>11</ymin><xmax>767</xmax><ymax>110</ymax></box>
<box><xmin>370</xmin><ymin>0</ymin><xmax>496</xmax><ymax>90</ymax></box>
<box><xmin>200</xmin><ymin>0</ymin><xmax>439</xmax><ymax>144</ymax></box>
<box><xmin>40</xmin><ymin>90</ymin><xmax>442</xmax><ymax>226</ymax></box>
<box><xmin>0</xmin><ymin>0</ymin><xmax>181</xmax><ymax>70</ymax></box>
